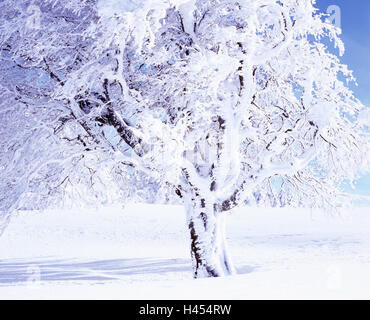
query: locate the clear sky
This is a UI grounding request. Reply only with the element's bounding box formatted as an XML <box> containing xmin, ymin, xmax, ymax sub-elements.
<box><xmin>317</xmin><ymin>0</ymin><xmax>369</xmax><ymax>198</ymax></box>
<box><xmin>317</xmin><ymin>0</ymin><xmax>370</xmax><ymax>106</ymax></box>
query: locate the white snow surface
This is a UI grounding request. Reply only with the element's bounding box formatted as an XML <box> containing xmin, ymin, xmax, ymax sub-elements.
<box><xmin>1</xmin><ymin>204</ymin><xmax>370</xmax><ymax>299</ymax></box>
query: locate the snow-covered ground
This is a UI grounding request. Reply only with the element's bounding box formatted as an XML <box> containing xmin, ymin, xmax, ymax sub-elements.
<box><xmin>0</xmin><ymin>204</ymin><xmax>370</xmax><ymax>299</ymax></box>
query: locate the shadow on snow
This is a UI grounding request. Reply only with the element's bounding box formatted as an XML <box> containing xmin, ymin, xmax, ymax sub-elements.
<box><xmin>0</xmin><ymin>257</ymin><xmax>257</xmax><ymax>285</ymax></box>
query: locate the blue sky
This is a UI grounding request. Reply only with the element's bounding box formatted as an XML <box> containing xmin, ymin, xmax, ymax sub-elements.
<box><xmin>317</xmin><ymin>0</ymin><xmax>369</xmax><ymax>198</ymax></box>
<box><xmin>317</xmin><ymin>0</ymin><xmax>370</xmax><ymax>106</ymax></box>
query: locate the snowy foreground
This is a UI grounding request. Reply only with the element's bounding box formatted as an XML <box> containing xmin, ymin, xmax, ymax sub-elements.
<box><xmin>0</xmin><ymin>204</ymin><xmax>370</xmax><ymax>299</ymax></box>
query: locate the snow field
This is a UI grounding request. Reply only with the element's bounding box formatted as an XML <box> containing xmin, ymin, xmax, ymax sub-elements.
<box><xmin>1</xmin><ymin>204</ymin><xmax>370</xmax><ymax>299</ymax></box>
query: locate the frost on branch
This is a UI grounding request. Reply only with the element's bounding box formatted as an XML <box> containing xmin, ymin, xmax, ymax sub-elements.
<box><xmin>0</xmin><ymin>0</ymin><xmax>369</xmax><ymax>239</ymax></box>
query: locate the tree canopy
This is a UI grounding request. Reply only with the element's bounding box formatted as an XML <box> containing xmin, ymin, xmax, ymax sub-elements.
<box><xmin>0</xmin><ymin>0</ymin><xmax>369</xmax><ymax>238</ymax></box>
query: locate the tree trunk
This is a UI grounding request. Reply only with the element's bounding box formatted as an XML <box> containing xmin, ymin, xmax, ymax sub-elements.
<box><xmin>185</xmin><ymin>197</ymin><xmax>236</xmax><ymax>278</ymax></box>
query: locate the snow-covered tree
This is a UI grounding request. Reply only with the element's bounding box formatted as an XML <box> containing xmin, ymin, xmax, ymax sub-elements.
<box><xmin>0</xmin><ymin>0</ymin><xmax>368</xmax><ymax>278</ymax></box>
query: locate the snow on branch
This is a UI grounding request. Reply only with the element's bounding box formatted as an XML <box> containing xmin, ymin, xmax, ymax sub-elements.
<box><xmin>0</xmin><ymin>0</ymin><xmax>369</xmax><ymax>228</ymax></box>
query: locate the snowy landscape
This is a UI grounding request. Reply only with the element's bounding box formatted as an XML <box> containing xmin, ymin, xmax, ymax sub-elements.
<box><xmin>0</xmin><ymin>0</ymin><xmax>369</xmax><ymax>300</ymax></box>
<box><xmin>1</xmin><ymin>204</ymin><xmax>370</xmax><ymax>299</ymax></box>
